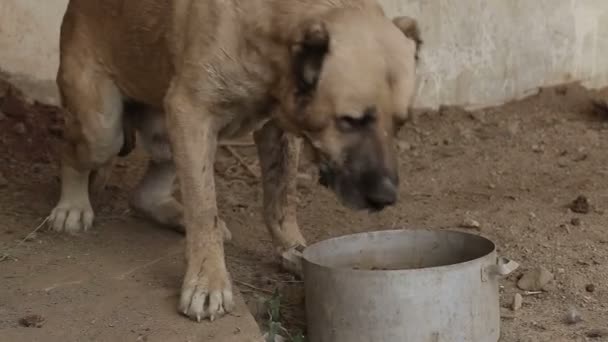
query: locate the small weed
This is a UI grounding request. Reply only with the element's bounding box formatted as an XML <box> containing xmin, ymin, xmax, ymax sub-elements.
<box><xmin>265</xmin><ymin>289</ymin><xmax>306</xmax><ymax>342</ymax></box>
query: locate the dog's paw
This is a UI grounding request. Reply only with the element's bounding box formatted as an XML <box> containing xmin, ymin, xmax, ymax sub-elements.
<box><xmin>179</xmin><ymin>254</ymin><xmax>235</xmax><ymax>322</ymax></box>
<box><xmin>130</xmin><ymin>197</ymin><xmax>184</xmax><ymax>229</ymax></box>
<box><xmin>49</xmin><ymin>201</ymin><xmax>94</xmax><ymax>233</ymax></box>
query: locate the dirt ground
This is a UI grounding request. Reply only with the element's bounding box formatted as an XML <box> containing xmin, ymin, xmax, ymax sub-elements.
<box><xmin>1</xmin><ymin>77</ymin><xmax>608</xmax><ymax>341</ymax></box>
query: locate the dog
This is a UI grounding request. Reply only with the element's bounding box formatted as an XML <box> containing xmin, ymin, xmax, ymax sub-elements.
<box><xmin>50</xmin><ymin>0</ymin><xmax>421</xmax><ymax>322</ymax></box>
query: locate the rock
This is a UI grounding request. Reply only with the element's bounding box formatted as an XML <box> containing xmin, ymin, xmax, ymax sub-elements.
<box><xmin>570</xmin><ymin>218</ymin><xmax>581</xmax><ymax>226</ymax></box>
<box><xmin>586</xmin><ymin>329</ymin><xmax>608</xmax><ymax>339</ymax></box>
<box><xmin>459</xmin><ymin>218</ymin><xmax>481</xmax><ymax>230</ymax></box>
<box><xmin>19</xmin><ymin>314</ymin><xmax>45</xmax><ymax>328</ymax></box>
<box><xmin>564</xmin><ymin>308</ymin><xmax>582</xmax><ymax>325</ymax></box>
<box><xmin>517</xmin><ymin>267</ymin><xmax>554</xmax><ymax>291</ymax></box>
<box><xmin>511</xmin><ymin>293</ymin><xmax>523</xmax><ymax>311</ymax></box>
<box><xmin>13</xmin><ymin>122</ymin><xmax>27</xmax><ymax>135</ymax></box>
<box><xmin>0</xmin><ymin>110</ymin><xmax>6</xmax><ymax>121</ymax></box>
<box><xmin>585</xmin><ymin>284</ymin><xmax>596</xmax><ymax>293</ymax></box>
<box><xmin>570</xmin><ymin>195</ymin><xmax>590</xmax><ymax>214</ymax></box>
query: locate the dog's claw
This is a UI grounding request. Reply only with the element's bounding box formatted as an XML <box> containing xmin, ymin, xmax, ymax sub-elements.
<box><xmin>179</xmin><ymin>255</ymin><xmax>234</xmax><ymax>322</ymax></box>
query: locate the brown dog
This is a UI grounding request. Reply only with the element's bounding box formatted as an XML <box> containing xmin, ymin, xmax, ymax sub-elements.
<box><xmin>50</xmin><ymin>0</ymin><xmax>420</xmax><ymax>322</ymax></box>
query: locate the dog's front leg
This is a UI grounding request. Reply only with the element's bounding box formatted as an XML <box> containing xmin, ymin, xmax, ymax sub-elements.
<box><xmin>165</xmin><ymin>93</ymin><xmax>234</xmax><ymax>322</ymax></box>
<box><xmin>254</xmin><ymin>120</ymin><xmax>307</xmax><ymax>275</ymax></box>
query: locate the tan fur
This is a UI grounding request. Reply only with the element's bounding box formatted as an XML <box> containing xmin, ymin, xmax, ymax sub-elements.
<box><xmin>50</xmin><ymin>0</ymin><xmax>420</xmax><ymax>322</ymax></box>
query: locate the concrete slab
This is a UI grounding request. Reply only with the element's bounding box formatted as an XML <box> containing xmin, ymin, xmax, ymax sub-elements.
<box><xmin>0</xmin><ymin>218</ymin><xmax>263</xmax><ymax>342</ymax></box>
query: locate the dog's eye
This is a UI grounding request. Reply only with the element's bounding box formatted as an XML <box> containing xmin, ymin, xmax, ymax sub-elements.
<box><xmin>335</xmin><ymin>107</ymin><xmax>376</xmax><ymax>132</ymax></box>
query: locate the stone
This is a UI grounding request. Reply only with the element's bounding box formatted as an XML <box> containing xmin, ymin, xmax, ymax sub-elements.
<box><xmin>511</xmin><ymin>293</ymin><xmax>523</xmax><ymax>311</ymax></box>
<box><xmin>564</xmin><ymin>308</ymin><xmax>582</xmax><ymax>325</ymax></box>
<box><xmin>570</xmin><ymin>195</ymin><xmax>590</xmax><ymax>214</ymax></box>
<box><xmin>459</xmin><ymin>218</ymin><xmax>481</xmax><ymax>230</ymax></box>
<box><xmin>19</xmin><ymin>314</ymin><xmax>45</xmax><ymax>328</ymax></box>
<box><xmin>517</xmin><ymin>267</ymin><xmax>554</xmax><ymax>291</ymax></box>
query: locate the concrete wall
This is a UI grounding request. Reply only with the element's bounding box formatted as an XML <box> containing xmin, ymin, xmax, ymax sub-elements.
<box><xmin>381</xmin><ymin>0</ymin><xmax>608</xmax><ymax>109</ymax></box>
<box><xmin>0</xmin><ymin>0</ymin><xmax>68</xmax><ymax>104</ymax></box>
<box><xmin>1</xmin><ymin>0</ymin><xmax>608</xmax><ymax>109</ymax></box>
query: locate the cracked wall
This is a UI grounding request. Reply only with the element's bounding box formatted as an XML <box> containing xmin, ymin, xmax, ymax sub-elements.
<box><xmin>1</xmin><ymin>0</ymin><xmax>607</xmax><ymax>109</ymax></box>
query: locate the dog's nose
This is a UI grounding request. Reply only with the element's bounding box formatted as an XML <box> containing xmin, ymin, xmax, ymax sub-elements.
<box><xmin>365</xmin><ymin>177</ymin><xmax>398</xmax><ymax>210</ymax></box>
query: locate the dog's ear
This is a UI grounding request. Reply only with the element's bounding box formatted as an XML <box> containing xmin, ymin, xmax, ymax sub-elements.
<box><xmin>392</xmin><ymin>16</ymin><xmax>422</xmax><ymax>57</ymax></box>
<box><xmin>291</xmin><ymin>21</ymin><xmax>330</xmax><ymax>95</ymax></box>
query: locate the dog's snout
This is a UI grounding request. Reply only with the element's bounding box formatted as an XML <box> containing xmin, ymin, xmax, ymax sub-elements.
<box><xmin>364</xmin><ymin>176</ymin><xmax>398</xmax><ymax>210</ymax></box>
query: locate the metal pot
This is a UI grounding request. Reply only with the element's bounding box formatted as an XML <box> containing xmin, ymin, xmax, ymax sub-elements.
<box><xmin>302</xmin><ymin>229</ymin><xmax>518</xmax><ymax>342</ymax></box>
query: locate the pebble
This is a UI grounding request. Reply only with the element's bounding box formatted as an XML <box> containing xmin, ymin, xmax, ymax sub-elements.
<box><xmin>570</xmin><ymin>195</ymin><xmax>590</xmax><ymax>214</ymax></box>
<box><xmin>570</xmin><ymin>218</ymin><xmax>581</xmax><ymax>226</ymax></box>
<box><xmin>459</xmin><ymin>218</ymin><xmax>481</xmax><ymax>230</ymax></box>
<box><xmin>19</xmin><ymin>314</ymin><xmax>45</xmax><ymax>328</ymax></box>
<box><xmin>511</xmin><ymin>293</ymin><xmax>523</xmax><ymax>311</ymax></box>
<box><xmin>517</xmin><ymin>267</ymin><xmax>554</xmax><ymax>291</ymax></box>
<box><xmin>585</xmin><ymin>284</ymin><xmax>596</xmax><ymax>293</ymax></box>
<box><xmin>586</xmin><ymin>329</ymin><xmax>608</xmax><ymax>339</ymax></box>
<box><xmin>564</xmin><ymin>308</ymin><xmax>583</xmax><ymax>325</ymax></box>
<box><xmin>0</xmin><ymin>110</ymin><xmax>5</xmax><ymax>120</ymax></box>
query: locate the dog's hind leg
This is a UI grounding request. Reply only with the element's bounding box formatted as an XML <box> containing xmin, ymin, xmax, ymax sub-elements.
<box><xmin>254</xmin><ymin>120</ymin><xmax>306</xmax><ymax>274</ymax></box>
<box><xmin>129</xmin><ymin>108</ymin><xmax>231</xmax><ymax>240</ymax></box>
<box><xmin>50</xmin><ymin>60</ymin><xmax>125</xmax><ymax>233</ymax></box>
<box><xmin>129</xmin><ymin>108</ymin><xmax>183</xmax><ymax>229</ymax></box>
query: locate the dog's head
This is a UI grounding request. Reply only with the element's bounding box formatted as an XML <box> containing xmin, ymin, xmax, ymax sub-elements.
<box><xmin>277</xmin><ymin>9</ymin><xmax>421</xmax><ymax>211</ymax></box>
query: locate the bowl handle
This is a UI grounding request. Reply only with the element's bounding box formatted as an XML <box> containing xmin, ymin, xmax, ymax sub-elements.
<box><xmin>482</xmin><ymin>257</ymin><xmax>519</xmax><ymax>282</ymax></box>
<box><xmin>281</xmin><ymin>245</ymin><xmax>306</xmax><ymax>278</ymax></box>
